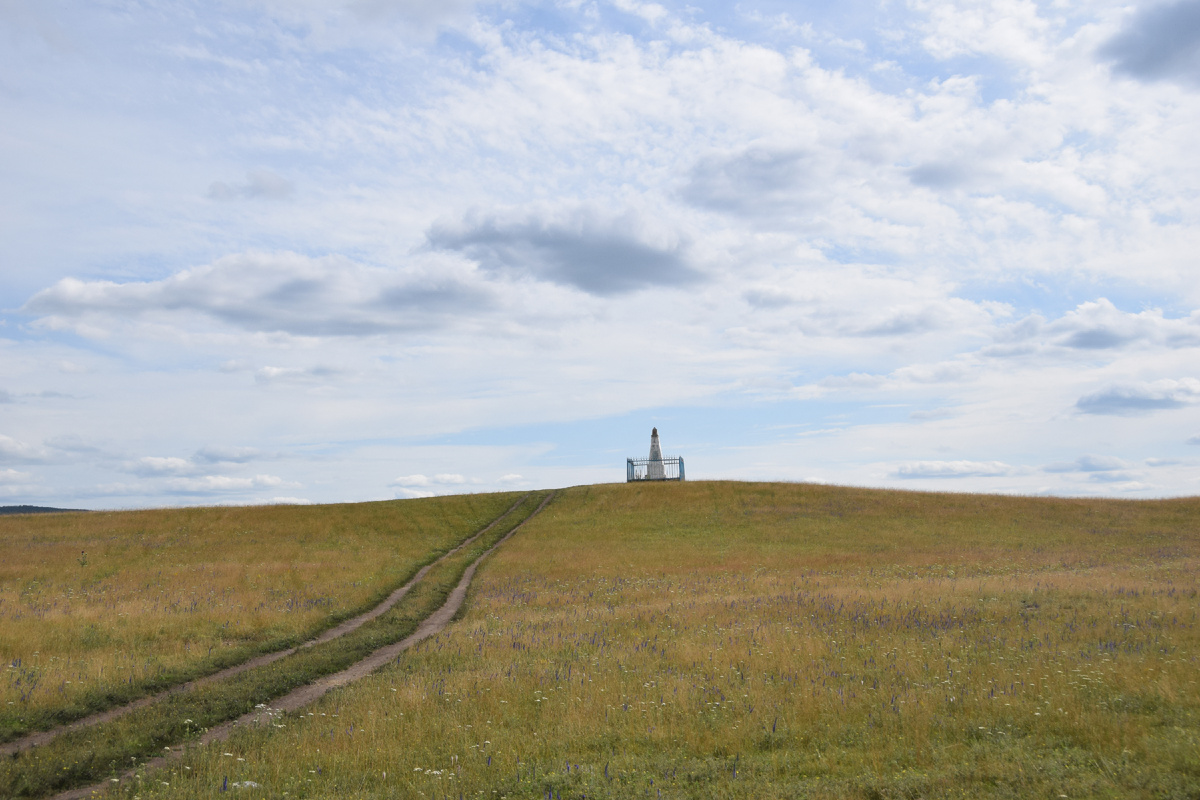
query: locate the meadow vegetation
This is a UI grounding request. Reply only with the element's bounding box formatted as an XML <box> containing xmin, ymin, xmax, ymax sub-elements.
<box><xmin>0</xmin><ymin>491</ymin><xmax>553</xmax><ymax>799</ymax></box>
<box><xmin>0</xmin><ymin>493</ymin><xmax>521</xmax><ymax>740</ymax></box>
<box><xmin>120</xmin><ymin>481</ymin><xmax>1200</xmax><ymax>799</ymax></box>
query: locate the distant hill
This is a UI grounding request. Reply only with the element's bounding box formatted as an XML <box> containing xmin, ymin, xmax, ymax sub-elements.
<box><xmin>0</xmin><ymin>505</ymin><xmax>88</xmax><ymax>515</ymax></box>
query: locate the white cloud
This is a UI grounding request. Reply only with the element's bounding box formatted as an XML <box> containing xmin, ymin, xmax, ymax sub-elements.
<box><xmin>255</xmin><ymin>366</ymin><xmax>343</xmax><ymax>385</ymax></box>
<box><xmin>393</xmin><ymin>473</ymin><xmax>467</xmax><ymax>487</ymax></box>
<box><xmin>1073</xmin><ymin>454</ymin><xmax>1132</xmax><ymax>472</ymax></box>
<box><xmin>0</xmin><ymin>435</ymin><xmax>54</xmax><ymax>464</ymax></box>
<box><xmin>910</xmin><ymin>408</ymin><xmax>955</xmax><ymax>420</ymax></box>
<box><xmin>988</xmin><ymin>300</ymin><xmax>1200</xmax><ymax>356</ymax></box>
<box><xmin>0</xmin><ymin>468</ymin><xmax>34</xmax><ymax>484</ymax></box>
<box><xmin>392</xmin><ymin>474</ymin><xmax>431</xmax><ymax>487</ymax></box>
<box><xmin>1044</xmin><ymin>454</ymin><xmax>1132</xmax><ymax>473</ymax></box>
<box><xmin>1076</xmin><ymin>378</ymin><xmax>1200</xmax><ymax>415</ymax></box>
<box><xmin>893</xmin><ymin>460</ymin><xmax>1017</xmax><ymax>478</ymax></box>
<box><xmin>120</xmin><ymin>450</ymin><xmax>275</xmax><ymax>478</ymax></box>
<box><xmin>394</xmin><ymin>487</ymin><xmax>435</xmax><ymax>499</ymax></box>
<box><xmin>248</xmin><ymin>0</ymin><xmax>481</xmax><ymax>38</ymax></box>
<box><xmin>613</xmin><ymin>0</ymin><xmax>669</xmax><ymax>26</ymax></box>
<box><xmin>164</xmin><ymin>474</ymin><xmax>285</xmax><ymax>493</ymax></box>
<box><xmin>911</xmin><ymin>0</ymin><xmax>1053</xmax><ymax>65</ymax></box>
<box><xmin>24</xmin><ymin>252</ymin><xmax>491</xmax><ymax>338</ymax></box>
<box><xmin>208</xmin><ymin>169</ymin><xmax>294</xmax><ymax>201</ymax></box>
<box><xmin>129</xmin><ymin>456</ymin><xmax>196</xmax><ymax>477</ymax></box>
<box><xmin>194</xmin><ymin>446</ymin><xmax>261</xmax><ymax>464</ymax></box>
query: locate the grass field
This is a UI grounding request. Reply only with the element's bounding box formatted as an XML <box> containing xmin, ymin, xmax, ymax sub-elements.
<box><xmin>0</xmin><ymin>491</ymin><xmax>553</xmax><ymax>799</ymax></box>
<box><xmin>0</xmin><ymin>492</ymin><xmax>521</xmax><ymax>740</ymax></box>
<box><xmin>105</xmin><ymin>481</ymin><xmax>1200</xmax><ymax>799</ymax></box>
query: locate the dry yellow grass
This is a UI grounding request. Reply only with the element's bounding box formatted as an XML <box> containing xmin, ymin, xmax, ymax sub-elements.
<box><xmin>93</xmin><ymin>482</ymin><xmax>1200</xmax><ymax>797</ymax></box>
<box><xmin>0</xmin><ymin>493</ymin><xmax>519</xmax><ymax>735</ymax></box>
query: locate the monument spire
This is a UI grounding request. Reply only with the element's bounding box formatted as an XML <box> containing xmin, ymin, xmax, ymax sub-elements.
<box><xmin>625</xmin><ymin>427</ymin><xmax>685</xmax><ymax>482</ymax></box>
<box><xmin>647</xmin><ymin>427</ymin><xmax>665</xmax><ymax>479</ymax></box>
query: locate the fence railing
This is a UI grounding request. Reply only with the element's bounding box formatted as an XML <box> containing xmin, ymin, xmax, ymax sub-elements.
<box><xmin>626</xmin><ymin>456</ymin><xmax>685</xmax><ymax>482</ymax></box>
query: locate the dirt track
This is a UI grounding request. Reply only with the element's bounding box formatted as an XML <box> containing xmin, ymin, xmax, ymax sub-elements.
<box><xmin>2</xmin><ymin>493</ymin><xmax>529</xmax><ymax>760</ymax></box>
<box><xmin>52</xmin><ymin>490</ymin><xmax>556</xmax><ymax>800</ymax></box>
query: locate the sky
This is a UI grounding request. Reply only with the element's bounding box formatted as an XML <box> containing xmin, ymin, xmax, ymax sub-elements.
<box><xmin>2</xmin><ymin>0</ymin><xmax>1200</xmax><ymax>508</ymax></box>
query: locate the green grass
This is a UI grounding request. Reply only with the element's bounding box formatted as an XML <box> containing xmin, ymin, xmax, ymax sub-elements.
<box><xmin>0</xmin><ymin>493</ymin><xmax>522</xmax><ymax>741</ymax></box>
<box><xmin>0</xmin><ymin>491</ymin><xmax>553</xmax><ymax>799</ymax></box>
<box><xmin>103</xmin><ymin>481</ymin><xmax>1200</xmax><ymax>800</ymax></box>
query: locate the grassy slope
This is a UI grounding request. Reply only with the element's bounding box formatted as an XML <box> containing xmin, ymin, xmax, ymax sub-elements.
<box><xmin>124</xmin><ymin>481</ymin><xmax>1200</xmax><ymax>800</ymax></box>
<box><xmin>0</xmin><ymin>492</ymin><xmax>521</xmax><ymax>739</ymax></box>
<box><xmin>0</xmin><ymin>491</ymin><xmax>553</xmax><ymax>799</ymax></box>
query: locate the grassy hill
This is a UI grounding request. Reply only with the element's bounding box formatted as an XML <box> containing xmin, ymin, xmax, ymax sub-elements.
<box><xmin>4</xmin><ymin>481</ymin><xmax>1199</xmax><ymax>798</ymax></box>
<box><xmin>0</xmin><ymin>493</ymin><xmax>522</xmax><ymax>739</ymax></box>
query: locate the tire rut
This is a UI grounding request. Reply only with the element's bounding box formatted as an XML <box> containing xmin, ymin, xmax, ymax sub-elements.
<box><xmin>52</xmin><ymin>490</ymin><xmax>556</xmax><ymax>800</ymax></box>
<box><xmin>2</xmin><ymin>492</ymin><xmax>531</xmax><ymax>759</ymax></box>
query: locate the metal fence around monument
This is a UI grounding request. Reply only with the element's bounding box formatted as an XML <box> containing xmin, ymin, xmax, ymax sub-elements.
<box><xmin>626</xmin><ymin>456</ymin><xmax>685</xmax><ymax>482</ymax></box>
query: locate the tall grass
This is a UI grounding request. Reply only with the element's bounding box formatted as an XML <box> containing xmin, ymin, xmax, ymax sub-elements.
<box><xmin>80</xmin><ymin>482</ymin><xmax>1200</xmax><ymax>797</ymax></box>
<box><xmin>0</xmin><ymin>493</ymin><xmax>520</xmax><ymax>739</ymax></box>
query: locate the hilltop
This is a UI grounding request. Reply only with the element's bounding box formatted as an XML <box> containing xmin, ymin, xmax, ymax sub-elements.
<box><xmin>0</xmin><ymin>505</ymin><xmax>88</xmax><ymax>515</ymax></box>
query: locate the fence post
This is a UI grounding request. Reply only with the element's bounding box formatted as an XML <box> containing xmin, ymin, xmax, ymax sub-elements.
<box><xmin>678</xmin><ymin>457</ymin><xmax>685</xmax><ymax>481</ymax></box>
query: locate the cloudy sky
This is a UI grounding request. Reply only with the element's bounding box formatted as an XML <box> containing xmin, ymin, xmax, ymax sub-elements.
<box><xmin>3</xmin><ymin>0</ymin><xmax>1200</xmax><ymax>508</ymax></box>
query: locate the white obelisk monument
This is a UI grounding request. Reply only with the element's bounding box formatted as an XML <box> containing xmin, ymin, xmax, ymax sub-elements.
<box><xmin>647</xmin><ymin>427</ymin><xmax>665</xmax><ymax>479</ymax></box>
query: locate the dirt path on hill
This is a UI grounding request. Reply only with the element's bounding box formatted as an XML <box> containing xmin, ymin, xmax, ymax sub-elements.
<box><xmin>53</xmin><ymin>490</ymin><xmax>556</xmax><ymax>800</ymax></box>
<box><xmin>1</xmin><ymin>493</ymin><xmax>530</xmax><ymax>760</ymax></box>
